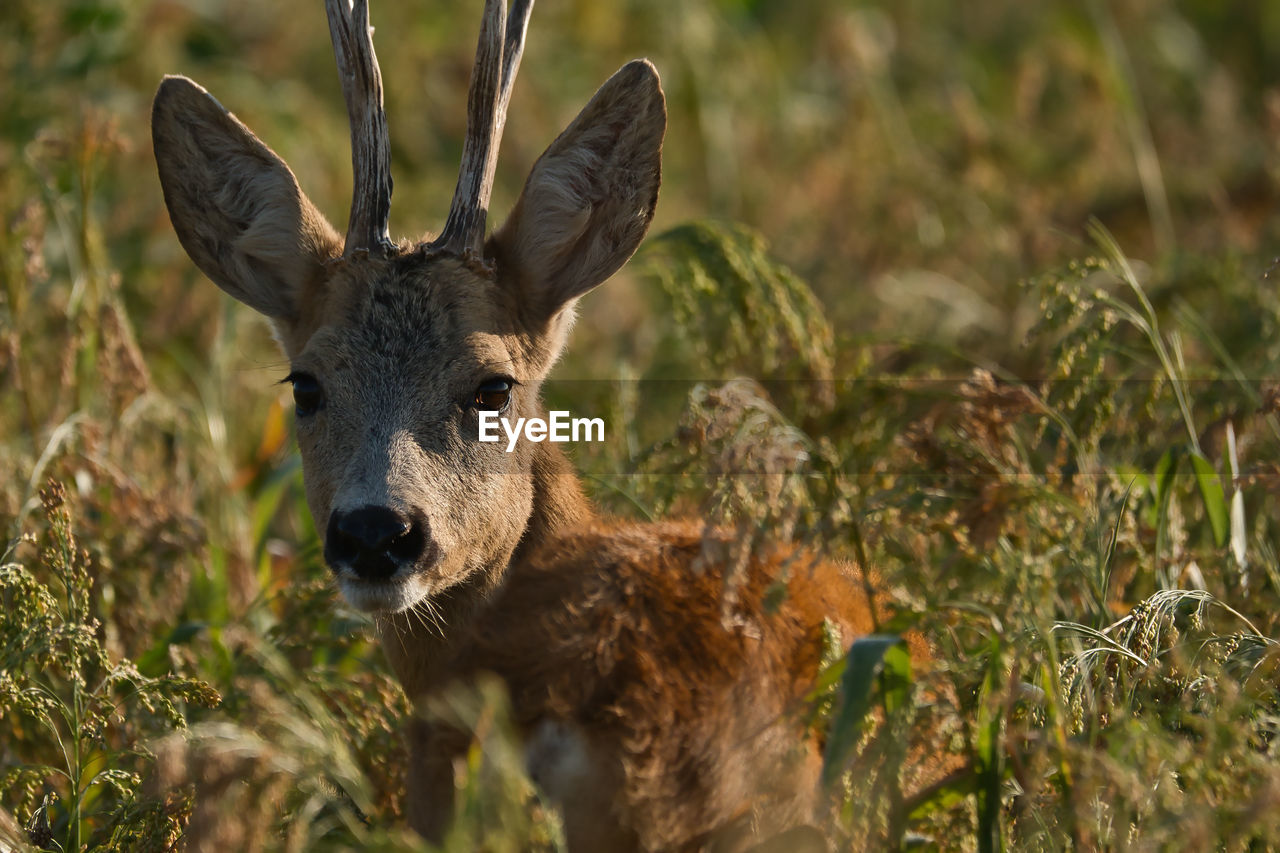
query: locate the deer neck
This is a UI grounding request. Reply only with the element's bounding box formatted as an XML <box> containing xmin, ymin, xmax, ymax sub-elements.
<box><xmin>376</xmin><ymin>439</ymin><xmax>595</xmax><ymax>698</ymax></box>
<box><xmin>513</xmin><ymin>436</ymin><xmax>596</xmax><ymax>563</ymax></box>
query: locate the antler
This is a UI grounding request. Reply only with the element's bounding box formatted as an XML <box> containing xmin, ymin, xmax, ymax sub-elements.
<box><xmin>326</xmin><ymin>0</ymin><xmax>394</xmax><ymax>257</ymax></box>
<box><xmin>428</xmin><ymin>0</ymin><xmax>534</xmax><ymax>257</ymax></box>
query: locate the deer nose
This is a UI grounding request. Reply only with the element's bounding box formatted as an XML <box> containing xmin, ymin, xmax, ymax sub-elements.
<box><xmin>324</xmin><ymin>505</ymin><xmax>429</xmax><ymax>580</ymax></box>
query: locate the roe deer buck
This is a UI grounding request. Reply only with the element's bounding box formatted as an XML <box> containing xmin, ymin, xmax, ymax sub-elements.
<box><xmin>152</xmin><ymin>0</ymin><xmax>920</xmax><ymax>848</ymax></box>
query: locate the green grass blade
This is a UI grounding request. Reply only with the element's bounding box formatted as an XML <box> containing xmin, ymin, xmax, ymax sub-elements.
<box><xmin>1190</xmin><ymin>451</ymin><xmax>1228</xmax><ymax>548</ymax></box>
<box><xmin>821</xmin><ymin>634</ymin><xmax>906</xmax><ymax>788</ymax></box>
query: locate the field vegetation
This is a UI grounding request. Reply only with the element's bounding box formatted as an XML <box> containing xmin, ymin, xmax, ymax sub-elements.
<box><xmin>4</xmin><ymin>0</ymin><xmax>1280</xmax><ymax>849</ymax></box>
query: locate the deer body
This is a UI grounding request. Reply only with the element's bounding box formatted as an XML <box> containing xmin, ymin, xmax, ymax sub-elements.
<box><xmin>152</xmin><ymin>1</ymin><xmax>888</xmax><ymax>848</ymax></box>
<box><xmin>383</xmin><ymin>440</ymin><xmax>880</xmax><ymax>848</ymax></box>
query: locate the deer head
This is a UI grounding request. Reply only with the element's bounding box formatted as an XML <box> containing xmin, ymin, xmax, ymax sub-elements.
<box><xmin>152</xmin><ymin>0</ymin><xmax>665</xmax><ymax>613</ymax></box>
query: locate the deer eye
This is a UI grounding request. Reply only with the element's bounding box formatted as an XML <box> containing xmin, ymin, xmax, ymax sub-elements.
<box><xmin>473</xmin><ymin>378</ymin><xmax>512</xmax><ymax>412</ymax></box>
<box><xmin>287</xmin><ymin>372</ymin><xmax>326</xmax><ymax>417</ymax></box>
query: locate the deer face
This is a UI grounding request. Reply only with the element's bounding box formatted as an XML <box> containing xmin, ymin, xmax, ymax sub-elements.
<box><xmin>283</xmin><ymin>256</ymin><xmax>546</xmax><ymax>613</ymax></box>
<box><xmin>151</xmin><ymin>6</ymin><xmax>664</xmax><ymax>614</ymax></box>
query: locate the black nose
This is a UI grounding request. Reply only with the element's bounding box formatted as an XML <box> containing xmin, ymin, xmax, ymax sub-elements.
<box><xmin>325</xmin><ymin>505</ymin><xmax>429</xmax><ymax>580</ymax></box>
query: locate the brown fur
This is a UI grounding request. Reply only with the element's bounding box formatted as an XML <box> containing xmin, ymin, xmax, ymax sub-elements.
<box><xmin>478</xmin><ymin>520</ymin><xmax>876</xmax><ymax>849</ymax></box>
<box><xmin>152</xmin><ymin>6</ymin><xmax>924</xmax><ymax>850</ymax></box>
<box><xmin>374</xmin><ymin>443</ymin><xmax>890</xmax><ymax>850</ymax></box>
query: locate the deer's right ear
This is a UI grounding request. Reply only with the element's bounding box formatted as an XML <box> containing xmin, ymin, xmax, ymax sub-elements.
<box><xmin>152</xmin><ymin>75</ymin><xmax>341</xmax><ymax>323</ymax></box>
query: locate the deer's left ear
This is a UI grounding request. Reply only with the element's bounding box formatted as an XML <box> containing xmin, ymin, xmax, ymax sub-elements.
<box><xmin>490</xmin><ymin>59</ymin><xmax>665</xmax><ymax>321</ymax></box>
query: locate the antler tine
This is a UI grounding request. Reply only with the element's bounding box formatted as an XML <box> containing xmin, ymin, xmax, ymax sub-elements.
<box><xmin>326</xmin><ymin>0</ymin><xmax>394</xmax><ymax>258</ymax></box>
<box><xmin>500</xmin><ymin>0</ymin><xmax>534</xmax><ymax>110</ymax></box>
<box><xmin>429</xmin><ymin>0</ymin><xmax>534</xmax><ymax>258</ymax></box>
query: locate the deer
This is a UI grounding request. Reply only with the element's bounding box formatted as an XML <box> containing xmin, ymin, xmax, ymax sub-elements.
<box><xmin>151</xmin><ymin>0</ymin><xmax>925</xmax><ymax>849</ymax></box>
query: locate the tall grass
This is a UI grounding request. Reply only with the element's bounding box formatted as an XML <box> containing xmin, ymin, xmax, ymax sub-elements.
<box><xmin>4</xmin><ymin>0</ymin><xmax>1280</xmax><ymax>850</ymax></box>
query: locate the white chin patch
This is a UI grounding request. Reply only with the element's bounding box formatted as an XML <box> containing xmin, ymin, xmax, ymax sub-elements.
<box><xmin>338</xmin><ymin>573</ymin><xmax>432</xmax><ymax>614</ymax></box>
